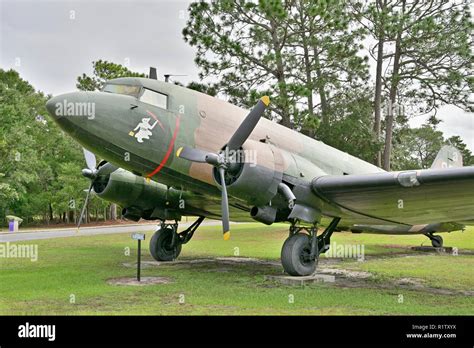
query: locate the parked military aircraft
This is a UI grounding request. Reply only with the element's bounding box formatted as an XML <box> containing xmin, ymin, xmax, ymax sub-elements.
<box><xmin>45</xmin><ymin>69</ymin><xmax>474</xmax><ymax>276</ymax></box>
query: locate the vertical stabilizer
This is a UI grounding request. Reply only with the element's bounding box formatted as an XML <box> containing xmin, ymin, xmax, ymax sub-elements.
<box><xmin>431</xmin><ymin>145</ymin><xmax>463</xmax><ymax>169</ymax></box>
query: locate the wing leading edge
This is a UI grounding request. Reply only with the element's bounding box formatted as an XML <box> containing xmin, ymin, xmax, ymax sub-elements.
<box><xmin>312</xmin><ymin>167</ymin><xmax>474</xmax><ymax>226</ymax></box>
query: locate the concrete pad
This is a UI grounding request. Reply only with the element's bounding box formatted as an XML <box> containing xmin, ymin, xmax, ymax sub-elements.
<box><xmin>264</xmin><ymin>273</ymin><xmax>335</xmax><ymax>286</ymax></box>
<box><xmin>411</xmin><ymin>246</ymin><xmax>453</xmax><ymax>254</ymax></box>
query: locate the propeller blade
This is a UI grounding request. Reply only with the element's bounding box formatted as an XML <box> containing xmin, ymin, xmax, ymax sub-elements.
<box><xmin>96</xmin><ymin>162</ymin><xmax>117</xmax><ymax>176</ymax></box>
<box><xmin>227</xmin><ymin>96</ymin><xmax>270</xmax><ymax>151</ymax></box>
<box><xmin>83</xmin><ymin>148</ymin><xmax>96</xmax><ymax>171</ymax></box>
<box><xmin>219</xmin><ymin>167</ymin><xmax>230</xmax><ymax>240</ymax></box>
<box><xmin>77</xmin><ymin>182</ymin><xmax>93</xmax><ymax>229</ymax></box>
<box><xmin>176</xmin><ymin>146</ymin><xmax>211</xmax><ymax>163</ymax></box>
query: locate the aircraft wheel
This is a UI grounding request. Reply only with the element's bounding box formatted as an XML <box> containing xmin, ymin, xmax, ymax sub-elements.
<box><xmin>431</xmin><ymin>235</ymin><xmax>443</xmax><ymax>248</ymax></box>
<box><xmin>281</xmin><ymin>233</ymin><xmax>317</xmax><ymax>276</ymax></box>
<box><xmin>149</xmin><ymin>225</ymin><xmax>182</xmax><ymax>261</ymax></box>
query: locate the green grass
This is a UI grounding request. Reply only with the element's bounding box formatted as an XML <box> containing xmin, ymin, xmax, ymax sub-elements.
<box><xmin>0</xmin><ymin>224</ymin><xmax>473</xmax><ymax>315</ymax></box>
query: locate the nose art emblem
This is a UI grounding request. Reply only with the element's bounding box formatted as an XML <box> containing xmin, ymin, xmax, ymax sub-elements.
<box><xmin>129</xmin><ymin>110</ymin><xmax>164</xmax><ymax>143</ymax></box>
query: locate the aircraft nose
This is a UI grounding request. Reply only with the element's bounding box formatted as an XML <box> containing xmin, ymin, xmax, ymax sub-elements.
<box><xmin>45</xmin><ymin>92</ymin><xmax>93</xmax><ymax>120</ymax></box>
<box><xmin>45</xmin><ymin>95</ymin><xmax>59</xmax><ymax>118</ymax></box>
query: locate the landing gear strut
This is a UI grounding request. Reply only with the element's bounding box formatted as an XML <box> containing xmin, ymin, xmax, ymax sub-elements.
<box><xmin>149</xmin><ymin>217</ymin><xmax>204</xmax><ymax>262</ymax></box>
<box><xmin>281</xmin><ymin>217</ymin><xmax>340</xmax><ymax>276</ymax></box>
<box><xmin>425</xmin><ymin>233</ymin><xmax>443</xmax><ymax>248</ymax></box>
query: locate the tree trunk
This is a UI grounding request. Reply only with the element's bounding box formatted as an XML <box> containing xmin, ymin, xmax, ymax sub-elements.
<box><xmin>49</xmin><ymin>203</ymin><xmax>53</xmax><ymax>223</ymax></box>
<box><xmin>383</xmin><ymin>33</ymin><xmax>402</xmax><ymax>171</ymax></box>
<box><xmin>68</xmin><ymin>210</ymin><xmax>74</xmax><ymax>224</ymax></box>
<box><xmin>374</xmin><ymin>0</ymin><xmax>387</xmax><ymax>168</ymax></box>
<box><xmin>313</xmin><ymin>48</ymin><xmax>329</xmax><ymax>127</ymax></box>
<box><xmin>269</xmin><ymin>19</ymin><xmax>291</xmax><ymax>128</ymax></box>
<box><xmin>374</xmin><ymin>38</ymin><xmax>384</xmax><ymax>167</ymax></box>
<box><xmin>298</xmin><ymin>0</ymin><xmax>315</xmax><ymax>136</ymax></box>
<box><xmin>110</xmin><ymin>203</ymin><xmax>117</xmax><ymax>220</ymax></box>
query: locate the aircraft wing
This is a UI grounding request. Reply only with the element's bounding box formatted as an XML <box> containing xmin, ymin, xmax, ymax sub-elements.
<box><xmin>311</xmin><ymin>167</ymin><xmax>474</xmax><ymax>225</ymax></box>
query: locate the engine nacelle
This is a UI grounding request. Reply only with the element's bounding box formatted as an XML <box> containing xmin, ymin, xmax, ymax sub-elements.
<box><xmin>93</xmin><ymin>168</ymin><xmax>180</xmax><ymax>221</ymax></box>
<box><xmin>214</xmin><ymin>140</ymin><xmax>284</xmax><ymax>206</ymax></box>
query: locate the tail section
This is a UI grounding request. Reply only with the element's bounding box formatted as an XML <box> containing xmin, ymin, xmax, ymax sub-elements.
<box><xmin>431</xmin><ymin>145</ymin><xmax>463</xmax><ymax>169</ymax></box>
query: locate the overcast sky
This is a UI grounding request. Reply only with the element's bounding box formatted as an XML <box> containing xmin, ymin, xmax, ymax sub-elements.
<box><xmin>1</xmin><ymin>0</ymin><xmax>472</xmax><ymax>151</ymax></box>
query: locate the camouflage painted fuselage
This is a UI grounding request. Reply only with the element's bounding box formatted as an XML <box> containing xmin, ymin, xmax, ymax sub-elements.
<box><xmin>47</xmin><ymin>77</ymin><xmax>469</xmax><ymax>233</ymax></box>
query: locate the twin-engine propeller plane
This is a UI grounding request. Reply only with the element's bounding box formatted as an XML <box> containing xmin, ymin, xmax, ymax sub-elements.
<box><xmin>46</xmin><ymin>68</ymin><xmax>474</xmax><ymax>276</ymax></box>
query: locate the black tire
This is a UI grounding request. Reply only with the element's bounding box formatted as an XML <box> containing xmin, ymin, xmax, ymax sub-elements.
<box><xmin>431</xmin><ymin>235</ymin><xmax>443</xmax><ymax>248</ymax></box>
<box><xmin>149</xmin><ymin>226</ymin><xmax>182</xmax><ymax>261</ymax></box>
<box><xmin>281</xmin><ymin>233</ymin><xmax>317</xmax><ymax>276</ymax></box>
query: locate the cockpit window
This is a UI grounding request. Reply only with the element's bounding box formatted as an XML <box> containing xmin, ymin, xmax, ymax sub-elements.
<box><xmin>139</xmin><ymin>88</ymin><xmax>168</xmax><ymax>109</ymax></box>
<box><xmin>103</xmin><ymin>84</ymin><xmax>141</xmax><ymax>97</ymax></box>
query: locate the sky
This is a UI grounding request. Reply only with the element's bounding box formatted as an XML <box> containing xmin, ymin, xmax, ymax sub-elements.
<box><xmin>1</xmin><ymin>0</ymin><xmax>472</xmax><ymax>151</ymax></box>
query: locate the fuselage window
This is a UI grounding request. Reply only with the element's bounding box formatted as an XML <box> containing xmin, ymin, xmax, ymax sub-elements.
<box><xmin>102</xmin><ymin>84</ymin><xmax>141</xmax><ymax>97</ymax></box>
<box><xmin>139</xmin><ymin>88</ymin><xmax>168</xmax><ymax>109</ymax></box>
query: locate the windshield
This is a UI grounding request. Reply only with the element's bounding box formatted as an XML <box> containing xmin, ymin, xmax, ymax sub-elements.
<box><xmin>102</xmin><ymin>84</ymin><xmax>141</xmax><ymax>97</ymax></box>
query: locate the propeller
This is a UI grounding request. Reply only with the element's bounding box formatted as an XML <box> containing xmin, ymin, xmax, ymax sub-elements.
<box><xmin>77</xmin><ymin>148</ymin><xmax>118</xmax><ymax>229</ymax></box>
<box><xmin>176</xmin><ymin>96</ymin><xmax>270</xmax><ymax>239</ymax></box>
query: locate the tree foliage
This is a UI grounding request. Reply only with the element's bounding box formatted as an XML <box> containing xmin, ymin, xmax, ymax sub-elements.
<box><xmin>353</xmin><ymin>0</ymin><xmax>473</xmax><ymax>169</ymax></box>
<box><xmin>76</xmin><ymin>60</ymin><xmax>146</xmax><ymax>91</ymax></box>
<box><xmin>0</xmin><ymin>69</ymin><xmax>89</xmax><ymax>225</ymax></box>
<box><xmin>392</xmin><ymin>123</ymin><xmax>473</xmax><ymax>170</ymax></box>
<box><xmin>183</xmin><ymin>0</ymin><xmax>379</xmax><ymax>161</ymax></box>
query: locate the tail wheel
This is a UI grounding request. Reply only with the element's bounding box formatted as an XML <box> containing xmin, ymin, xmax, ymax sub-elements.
<box><xmin>149</xmin><ymin>225</ymin><xmax>182</xmax><ymax>261</ymax></box>
<box><xmin>431</xmin><ymin>235</ymin><xmax>443</xmax><ymax>248</ymax></box>
<box><xmin>281</xmin><ymin>233</ymin><xmax>317</xmax><ymax>276</ymax></box>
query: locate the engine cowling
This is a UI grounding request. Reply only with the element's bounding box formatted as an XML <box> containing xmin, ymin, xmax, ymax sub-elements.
<box><xmin>93</xmin><ymin>168</ymin><xmax>179</xmax><ymax>221</ymax></box>
<box><xmin>213</xmin><ymin>140</ymin><xmax>284</xmax><ymax>207</ymax></box>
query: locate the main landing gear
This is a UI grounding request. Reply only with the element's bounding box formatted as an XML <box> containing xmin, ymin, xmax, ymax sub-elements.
<box><xmin>425</xmin><ymin>233</ymin><xmax>444</xmax><ymax>248</ymax></box>
<box><xmin>281</xmin><ymin>217</ymin><xmax>341</xmax><ymax>276</ymax></box>
<box><xmin>149</xmin><ymin>216</ymin><xmax>204</xmax><ymax>262</ymax></box>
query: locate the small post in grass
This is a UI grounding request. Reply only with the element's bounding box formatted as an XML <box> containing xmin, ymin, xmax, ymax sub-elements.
<box><xmin>131</xmin><ymin>233</ymin><xmax>145</xmax><ymax>282</ymax></box>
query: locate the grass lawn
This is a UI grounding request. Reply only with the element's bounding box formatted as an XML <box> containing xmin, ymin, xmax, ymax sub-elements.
<box><xmin>0</xmin><ymin>223</ymin><xmax>472</xmax><ymax>315</ymax></box>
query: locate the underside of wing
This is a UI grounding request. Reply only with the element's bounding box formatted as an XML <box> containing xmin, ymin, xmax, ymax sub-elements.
<box><xmin>312</xmin><ymin>167</ymin><xmax>474</xmax><ymax>226</ymax></box>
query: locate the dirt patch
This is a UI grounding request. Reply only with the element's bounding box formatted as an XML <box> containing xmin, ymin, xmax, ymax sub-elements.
<box><xmin>122</xmin><ymin>261</ymin><xmax>162</xmax><ymax>269</ymax></box>
<box><xmin>123</xmin><ymin>256</ymin><xmax>474</xmax><ymax>296</ymax></box>
<box><xmin>107</xmin><ymin>276</ymin><xmax>172</xmax><ymax>286</ymax></box>
<box><xmin>319</xmin><ymin>270</ymin><xmax>474</xmax><ymax>297</ymax></box>
<box><xmin>124</xmin><ymin>257</ymin><xmax>282</xmax><ymax>269</ymax></box>
<box><xmin>318</xmin><ymin>267</ymin><xmax>373</xmax><ymax>279</ymax></box>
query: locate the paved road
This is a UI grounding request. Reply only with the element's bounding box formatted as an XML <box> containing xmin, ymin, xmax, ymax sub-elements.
<box><xmin>0</xmin><ymin>220</ymin><xmax>224</xmax><ymax>242</ymax></box>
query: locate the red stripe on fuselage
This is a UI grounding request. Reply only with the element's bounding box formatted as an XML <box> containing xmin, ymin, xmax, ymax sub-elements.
<box><xmin>146</xmin><ymin>110</ymin><xmax>166</xmax><ymax>132</ymax></box>
<box><xmin>146</xmin><ymin>116</ymin><xmax>180</xmax><ymax>179</ymax></box>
